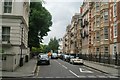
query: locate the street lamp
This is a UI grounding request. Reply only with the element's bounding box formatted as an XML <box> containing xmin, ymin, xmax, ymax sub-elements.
<box><xmin>19</xmin><ymin>22</ymin><xmax>24</xmax><ymax>67</ymax></box>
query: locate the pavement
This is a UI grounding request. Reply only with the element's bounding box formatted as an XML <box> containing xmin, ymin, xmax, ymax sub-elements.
<box><xmin>84</xmin><ymin>60</ymin><xmax>119</xmax><ymax>77</ymax></box>
<box><xmin>1</xmin><ymin>58</ymin><xmax>37</xmax><ymax>78</ymax></box>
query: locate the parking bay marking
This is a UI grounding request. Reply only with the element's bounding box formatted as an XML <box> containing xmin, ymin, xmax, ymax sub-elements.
<box><xmin>79</xmin><ymin>68</ymin><xmax>93</xmax><ymax>73</ymax></box>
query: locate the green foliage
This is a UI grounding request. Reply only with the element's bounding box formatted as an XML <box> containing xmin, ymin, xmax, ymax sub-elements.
<box><xmin>28</xmin><ymin>2</ymin><xmax>52</xmax><ymax>50</ymax></box>
<box><xmin>31</xmin><ymin>37</ymin><xmax>59</xmax><ymax>53</ymax></box>
<box><xmin>48</xmin><ymin>37</ymin><xmax>59</xmax><ymax>53</ymax></box>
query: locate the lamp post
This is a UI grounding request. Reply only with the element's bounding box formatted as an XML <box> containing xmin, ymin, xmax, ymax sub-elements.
<box><xmin>19</xmin><ymin>22</ymin><xmax>24</xmax><ymax>67</ymax></box>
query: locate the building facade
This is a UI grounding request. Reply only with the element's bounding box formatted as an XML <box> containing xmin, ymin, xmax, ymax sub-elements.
<box><xmin>63</xmin><ymin>13</ymin><xmax>82</xmax><ymax>57</ymax></box>
<box><xmin>80</xmin><ymin>2</ymin><xmax>91</xmax><ymax>60</ymax></box>
<box><xmin>0</xmin><ymin>0</ymin><xmax>30</xmax><ymax>71</ymax></box>
<box><xmin>109</xmin><ymin>1</ymin><xmax>120</xmax><ymax>65</ymax></box>
<box><xmin>63</xmin><ymin>25</ymin><xmax>71</xmax><ymax>54</ymax></box>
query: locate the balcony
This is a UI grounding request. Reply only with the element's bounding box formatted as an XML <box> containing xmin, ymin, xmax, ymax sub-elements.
<box><xmin>2</xmin><ymin>40</ymin><xmax>12</xmax><ymax>47</ymax></box>
<box><xmin>100</xmin><ymin>4</ymin><xmax>108</xmax><ymax>11</ymax></box>
<box><xmin>94</xmin><ymin>26</ymin><xmax>100</xmax><ymax>31</ymax></box>
<box><xmin>93</xmin><ymin>40</ymin><xmax>100</xmax><ymax>47</ymax></box>
<box><xmin>70</xmin><ymin>33</ymin><xmax>74</xmax><ymax>37</ymax></box>
<box><xmin>100</xmin><ymin>39</ymin><xmax>109</xmax><ymax>45</ymax></box>
<box><xmin>103</xmin><ymin>21</ymin><xmax>109</xmax><ymax>27</ymax></box>
<box><xmin>100</xmin><ymin>22</ymin><xmax>104</xmax><ymax>29</ymax></box>
<box><xmin>84</xmin><ymin>20</ymin><xmax>89</xmax><ymax>26</ymax></box>
<box><xmin>93</xmin><ymin>11</ymin><xmax>100</xmax><ymax>18</ymax></box>
<box><xmin>81</xmin><ymin>24</ymin><xmax>85</xmax><ymax>28</ymax></box>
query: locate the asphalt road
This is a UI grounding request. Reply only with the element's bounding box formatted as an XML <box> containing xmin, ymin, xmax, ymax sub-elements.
<box><xmin>36</xmin><ymin>59</ymin><xmax>118</xmax><ymax>78</ymax></box>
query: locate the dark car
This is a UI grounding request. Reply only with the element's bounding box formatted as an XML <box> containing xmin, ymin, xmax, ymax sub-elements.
<box><xmin>37</xmin><ymin>54</ymin><xmax>50</xmax><ymax>65</ymax></box>
<box><xmin>63</xmin><ymin>55</ymin><xmax>70</xmax><ymax>62</ymax></box>
<box><xmin>67</xmin><ymin>55</ymin><xmax>75</xmax><ymax>62</ymax></box>
<box><xmin>59</xmin><ymin>53</ymin><xmax>65</xmax><ymax>60</ymax></box>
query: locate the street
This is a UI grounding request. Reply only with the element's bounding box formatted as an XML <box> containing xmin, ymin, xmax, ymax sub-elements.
<box><xmin>35</xmin><ymin>59</ymin><xmax>117</xmax><ymax>78</ymax></box>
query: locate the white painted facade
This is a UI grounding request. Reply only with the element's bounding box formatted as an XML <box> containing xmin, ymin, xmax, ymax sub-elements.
<box><xmin>0</xmin><ymin>0</ymin><xmax>30</xmax><ymax>71</ymax></box>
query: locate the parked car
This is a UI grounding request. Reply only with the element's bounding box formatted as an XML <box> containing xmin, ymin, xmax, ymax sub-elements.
<box><xmin>67</xmin><ymin>55</ymin><xmax>75</xmax><ymax>62</ymax></box>
<box><xmin>59</xmin><ymin>53</ymin><xmax>65</xmax><ymax>60</ymax></box>
<box><xmin>51</xmin><ymin>53</ymin><xmax>58</xmax><ymax>59</ymax></box>
<box><xmin>57</xmin><ymin>53</ymin><xmax>62</xmax><ymax>58</ymax></box>
<box><xmin>63</xmin><ymin>55</ymin><xmax>70</xmax><ymax>62</ymax></box>
<box><xmin>70</xmin><ymin>57</ymin><xmax>83</xmax><ymax>65</ymax></box>
<box><xmin>37</xmin><ymin>54</ymin><xmax>50</xmax><ymax>65</ymax></box>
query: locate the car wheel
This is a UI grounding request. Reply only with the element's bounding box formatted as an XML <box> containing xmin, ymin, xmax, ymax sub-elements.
<box><xmin>47</xmin><ymin>61</ymin><xmax>50</xmax><ymax>65</ymax></box>
<box><xmin>37</xmin><ymin>62</ymin><xmax>40</xmax><ymax>66</ymax></box>
<box><xmin>72</xmin><ymin>61</ymin><xmax>74</xmax><ymax>65</ymax></box>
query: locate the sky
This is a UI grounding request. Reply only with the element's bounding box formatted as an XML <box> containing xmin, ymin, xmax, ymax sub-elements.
<box><xmin>42</xmin><ymin>0</ymin><xmax>83</xmax><ymax>45</ymax></box>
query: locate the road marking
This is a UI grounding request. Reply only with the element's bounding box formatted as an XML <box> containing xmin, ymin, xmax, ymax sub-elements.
<box><xmin>59</xmin><ymin>63</ymin><xmax>61</xmax><ymax>65</ymax></box>
<box><xmin>55</xmin><ymin>77</ymin><xmax>64</xmax><ymax>78</ymax></box>
<box><xmin>54</xmin><ymin>60</ymin><xmax>62</xmax><ymax>65</ymax></box>
<box><xmin>83</xmin><ymin>66</ymin><xmax>103</xmax><ymax>73</ymax></box>
<box><xmin>69</xmin><ymin>70</ymin><xmax>79</xmax><ymax>78</ymax></box>
<box><xmin>87</xmin><ymin>75</ymin><xmax>96</xmax><ymax>78</ymax></box>
<box><xmin>62</xmin><ymin>65</ymin><xmax>68</xmax><ymax>69</ymax></box>
<box><xmin>78</xmin><ymin>75</ymin><xmax>86</xmax><ymax>78</ymax></box>
<box><xmin>108</xmin><ymin>76</ymin><xmax>118</xmax><ymax>78</ymax></box>
<box><xmin>79</xmin><ymin>68</ymin><xmax>93</xmax><ymax>73</ymax></box>
<box><xmin>97</xmin><ymin>75</ymin><xmax>107</xmax><ymax>78</ymax></box>
<box><xmin>45</xmin><ymin>77</ymin><xmax>54</xmax><ymax>78</ymax></box>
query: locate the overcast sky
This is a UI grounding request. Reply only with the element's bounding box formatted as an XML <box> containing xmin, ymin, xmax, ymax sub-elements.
<box><xmin>42</xmin><ymin>1</ymin><xmax>83</xmax><ymax>45</ymax></box>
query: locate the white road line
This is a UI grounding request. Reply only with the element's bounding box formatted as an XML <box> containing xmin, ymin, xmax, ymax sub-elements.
<box><xmin>62</xmin><ymin>65</ymin><xmax>68</xmax><ymax>69</ymax></box>
<box><xmin>108</xmin><ymin>76</ymin><xmax>118</xmax><ymax>78</ymax></box>
<box><xmin>45</xmin><ymin>77</ymin><xmax>54</xmax><ymax>78</ymax></box>
<box><xmin>78</xmin><ymin>75</ymin><xmax>86</xmax><ymax>78</ymax></box>
<box><xmin>69</xmin><ymin>70</ymin><xmax>79</xmax><ymax>78</ymax></box>
<box><xmin>57</xmin><ymin>62</ymin><xmax>62</xmax><ymax>65</ymax></box>
<box><xmin>79</xmin><ymin>68</ymin><xmax>93</xmax><ymax>73</ymax></box>
<box><xmin>87</xmin><ymin>75</ymin><xmax>96</xmax><ymax>78</ymax></box>
<box><xmin>54</xmin><ymin>60</ymin><xmax>68</xmax><ymax>69</ymax></box>
<box><xmin>54</xmin><ymin>60</ymin><xmax>62</xmax><ymax>65</ymax></box>
<box><xmin>84</xmin><ymin>66</ymin><xmax>102</xmax><ymax>73</ymax></box>
<box><xmin>97</xmin><ymin>75</ymin><xmax>107</xmax><ymax>78</ymax></box>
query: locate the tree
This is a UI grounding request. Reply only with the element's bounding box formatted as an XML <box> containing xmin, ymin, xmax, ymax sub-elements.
<box><xmin>28</xmin><ymin>2</ymin><xmax>52</xmax><ymax>50</ymax></box>
<box><xmin>48</xmin><ymin>37</ymin><xmax>59</xmax><ymax>53</ymax></box>
<box><xmin>32</xmin><ymin>44</ymin><xmax>48</xmax><ymax>53</ymax></box>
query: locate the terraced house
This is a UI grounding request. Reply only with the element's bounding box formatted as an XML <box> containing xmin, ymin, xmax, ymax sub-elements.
<box><xmin>0</xmin><ymin>0</ymin><xmax>30</xmax><ymax>71</ymax></box>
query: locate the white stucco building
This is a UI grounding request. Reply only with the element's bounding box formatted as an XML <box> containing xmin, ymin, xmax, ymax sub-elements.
<box><xmin>0</xmin><ymin>0</ymin><xmax>30</xmax><ymax>71</ymax></box>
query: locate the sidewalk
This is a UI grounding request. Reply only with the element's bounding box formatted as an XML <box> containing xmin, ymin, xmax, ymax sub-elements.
<box><xmin>1</xmin><ymin>58</ymin><xmax>37</xmax><ymax>78</ymax></box>
<box><xmin>84</xmin><ymin>60</ymin><xmax>119</xmax><ymax>77</ymax></box>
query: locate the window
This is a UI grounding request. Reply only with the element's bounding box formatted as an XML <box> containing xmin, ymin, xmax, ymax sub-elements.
<box><xmin>96</xmin><ymin>32</ymin><xmax>100</xmax><ymax>41</ymax></box>
<box><xmin>96</xmin><ymin>48</ymin><xmax>99</xmax><ymax>52</ymax></box>
<box><xmin>104</xmin><ymin>27</ymin><xmax>108</xmax><ymax>39</ymax></box>
<box><xmin>96</xmin><ymin>17</ymin><xmax>100</xmax><ymax>26</ymax></box>
<box><xmin>113</xmin><ymin>44</ymin><xmax>117</xmax><ymax>59</ymax></box>
<box><xmin>104</xmin><ymin>47</ymin><xmax>108</xmax><ymax>57</ymax></box>
<box><xmin>105</xmin><ymin>47</ymin><xmax>108</xmax><ymax>51</ymax></box>
<box><xmin>96</xmin><ymin>3</ymin><xmax>100</xmax><ymax>11</ymax></box>
<box><xmin>114</xmin><ymin>22</ymin><xmax>117</xmax><ymax>37</ymax></box>
<box><xmin>104</xmin><ymin>12</ymin><xmax>108</xmax><ymax>22</ymax></box>
<box><xmin>2</xmin><ymin>27</ymin><xmax>10</xmax><ymax>41</ymax></box>
<box><xmin>113</xmin><ymin>2</ymin><xmax>117</xmax><ymax>18</ymax></box>
<box><xmin>4</xmin><ymin>0</ymin><xmax>12</xmax><ymax>13</ymax></box>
